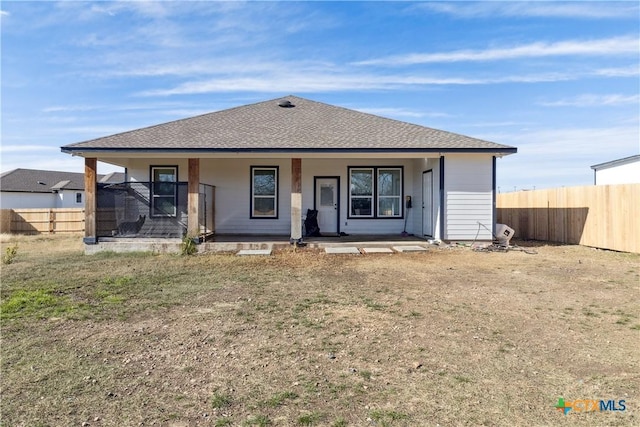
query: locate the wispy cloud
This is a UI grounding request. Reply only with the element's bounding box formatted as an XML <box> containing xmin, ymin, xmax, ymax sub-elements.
<box><xmin>417</xmin><ymin>2</ymin><xmax>640</xmax><ymax>19</ymax></box>
<box><xmin>138</xmin><ymin>69</ymin><xmax>609</xmax><ymax>96</ymax></box>
<box><xmin>354</xmin><ymin>36</ymin><xmax>639</xmax><ymax>66</ymax></box>
<box><xmin>95</xmin><ymin>57</ymin><xmax>294</xmax><ymax>78</ymax></box>
<box><xmin>41</xmin><ymin>101</ymin><xmax>204</xmax><ymax>114</ymax></box>
<box><xmin>42</xmin><ymin>105</ymin><xmax>101</xmax><ymax>113</ymax></box>
<box><xmin>594</xmin><ymin>65</ymin><xmax>640</xmax><ymax>77</ymax></box>
<box><xmin>464</xmin><ymin>121</ymin><xmax>532</xmax><ymax>128</ymax></box>
<box><xmin>0</xmin><ymin>144</ymin><xmax>59</xmax><ymax>153</ymax></box>
<box><xmin>486</xmin><ymin>126</ymin><xmax>640</xmax><ymax>156</ymax></box>
<box><xmin>0</xmin><ymin>155</ymin><xmax>112</xmax><ymax>175</ymax></box>
<box><xmin>0</xmin><ymin>10</ymin><xmax>10</xmax><ymax>17</ymax></box>
<box><xmin>540</xmin><ymin>94</ymin><xmax>640</xmax><ymax>107</ymax></box>
<box><xmin>494</xmin><ymin>124</ymin><xmax>640</xmax><ymax>189</ymax></box>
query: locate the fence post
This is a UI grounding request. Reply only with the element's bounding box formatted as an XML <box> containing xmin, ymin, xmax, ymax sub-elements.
<box><xmin>49</xmin><ymin>209</ymin><xmax>55</xmax><ymax>234</ymax></box>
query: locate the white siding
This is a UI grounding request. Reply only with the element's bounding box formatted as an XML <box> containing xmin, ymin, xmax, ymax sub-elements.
<box><xmin>0</xmin><ymin>192</ymin><xmax>57</xmax><ymax>209</ymax></box>
<box><xmin>204</xmin><ymin>159</ymin><xmax>292</xmax><ymax>235</ymax></box>
<box><xmin>444</xmin><ymin>154</ymin><xmax>494</xmax><ymax>240</ymax></box>
<box><xmin>125</xmin><ymin>155</ymin><xmax>499</xmax><ymax>239</ymax></box>
<box><xmin>126</xmin><ymin>158</ymin><xmax>417</xmax><ymax>236</ymax></box>
<box><xmin>302</xmin><ymin>158</ymin><xmax>414</xmax><ymax>235</ymax></box>
<box><xmin>595</xmin><ymin>161</ymin><xmax>640</xmax><ymax>185</ymax></box>
<box><xmin>56</xmin><ymin>190</ymin><xmax>85</xmax><ymax>208</ymax></box>
<box><xmin>127</xmin><ymin>159</ymin><xmax>190</xmax><ymax>182</ymax></box>
<box><xmin>411</xmin><ymin>158</ymin><xmax>441</xmax><ymax>239</ymax></box>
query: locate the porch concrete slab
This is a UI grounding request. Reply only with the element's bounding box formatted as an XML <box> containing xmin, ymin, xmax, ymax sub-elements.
<box><xmin>392</xmin><ymin>245</ymin><xmax>428</xmax><ymax>252</ymax></box>
<box><xmin>237</xmin><ymin>249</ymin><xmax>272</xmax><ymax>256</ymax></box>
<box><xmin>361</xmin><ymin>247</ymin><xmax>394</xmax><ymax>254</ymax></box>
<box><xmin>84</xmin><ymin>239</ymin><xmax>182</xmax><ymax>255</ymax></box>
<box><xmin>325</xmin><ymin>246</ymin><xmax>361</xmax><ymax>255</ymax></box>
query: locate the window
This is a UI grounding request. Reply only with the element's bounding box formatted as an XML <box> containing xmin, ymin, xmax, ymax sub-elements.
<box><xmin>151</xmin><ymin>166</ymin><xmax>177</xmax><ymax>217</ymax></box>
<box><xmin>75</xmin><ymin>192</ymin><xmax>83</xmax><ymax>204</ymax></box>
<box><xmin>349</xmin><ymin>166</ymin><xmax>403</xmax><ymax>218</ymax></box>
<box><xmin>377</xmin><ymin>168</ymin><xmax>402</xmax><ymax>217</ymax></box>
<box><xmin>349</xmin><ymin>168</ymin><xmax>373</xmax><ymax>217</ymax></box>
<box><xmin>251</xmin><ymin>166</ymin><xmax>278</xmax><ymax>218</ymax></box>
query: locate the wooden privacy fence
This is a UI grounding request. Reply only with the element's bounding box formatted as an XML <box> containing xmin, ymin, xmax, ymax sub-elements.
<box><xmin>497</xmin><ymin>184</ymin><xmax>639</xmax><ymax>253</ymax></box>
<box><xmin>0</xmin><ymin>208</ymin><xmax>85</xmax><ymax>234</ymax></box>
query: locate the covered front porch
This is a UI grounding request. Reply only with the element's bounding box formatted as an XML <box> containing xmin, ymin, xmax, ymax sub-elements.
<box><xmin>82</xmin><ymin>154</ymin><xmax>445</xmax><ymax>253</ymax></box>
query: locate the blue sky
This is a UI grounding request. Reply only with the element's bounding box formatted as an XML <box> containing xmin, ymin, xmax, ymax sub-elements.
<box><xmin>1</xmin><ymin>1</ymin><xmax>638</xmax><ymax>191</ymax></box>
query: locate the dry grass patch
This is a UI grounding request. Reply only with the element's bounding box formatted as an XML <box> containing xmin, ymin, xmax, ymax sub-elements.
<box><xmin>1</xmin><ymin>235</ymin><xmax>638</xmax><ymax>426</ymax></box>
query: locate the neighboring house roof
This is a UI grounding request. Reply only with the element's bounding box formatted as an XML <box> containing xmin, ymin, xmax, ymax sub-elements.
<box><xmin>0</xmin><ymin>169</ymin><xmax>125</xmax><ymax>193</ymax></box>
<box><xmin>62</xmin><ymin>95</ymin><xmax>516</xmax><ymax>154</ymax></box>
<box><xmin>590</xmin><ymin>154</ymin><xmax>640</xmax><ymax>171</ymax></box>
<box><xmin>99</xmin><ymin>172</ymin><xmax>126</xmax><ymax>183</ymax></box>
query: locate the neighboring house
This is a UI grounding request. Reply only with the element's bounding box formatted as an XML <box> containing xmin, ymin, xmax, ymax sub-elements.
<box><xmin>61</xmin><ymin>95</ymin><xmax>517</xmax><ymax>245</ymax></box>
<box><xmin>0</xmin><ymin>169</ymin><xmax>124</xmax><ymax>209</ymax></box>
<box><xmin>590</xmin><ymin>155</ymin><xmax>640</xmax><ymax>185</ymax></box>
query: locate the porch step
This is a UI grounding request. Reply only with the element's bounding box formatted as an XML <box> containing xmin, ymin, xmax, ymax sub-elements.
<box><xmin>237</xmin><ymin>249</ymin><xmax>273</xmax><ymax>256</ymax></box>
<box><xmin>361</xmin><ymin>247</ymin><xmax>394</xmax><ymax>254</ymax></box>
<box><xmin>324</xmin><ymin>247</ymin><xmax>361</xmax><ymax>255</ymax></box>
<box><xmin>392</xmin><ymin>245</ymin><xmax>428</xmax><ymax>252</ymax></box>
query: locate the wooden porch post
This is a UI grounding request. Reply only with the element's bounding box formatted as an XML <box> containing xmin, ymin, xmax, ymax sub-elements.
<box><xmin>84</xmin><ymin>157</ymin><xmax>97</xmax><ymax>244</ymax></box>
<box><xmin>187</xmin><ymin>158</ymin><xmax>200</xmax><ymax>238</ymax></box>
<box><xmin>291</xmin><ymin>158</ymin><xmax>302</xmax><ymax>242</ymax></box>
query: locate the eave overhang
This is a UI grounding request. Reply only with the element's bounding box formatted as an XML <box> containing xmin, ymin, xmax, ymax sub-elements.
<box><xmin>62</xmin><ymin>146</ymin><xmax>518</xmax><ymax>156</ymax></box>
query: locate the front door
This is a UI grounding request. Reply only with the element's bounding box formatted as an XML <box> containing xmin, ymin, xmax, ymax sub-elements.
<box><xmin>422</xmin><ymin>170</ymin><xmax>433</xmax><ymax>237</ymax></box>
<box><xmin>315</xmin><ymin>177</ymin><xmax>339</xmax><ymax>236</ymax></box>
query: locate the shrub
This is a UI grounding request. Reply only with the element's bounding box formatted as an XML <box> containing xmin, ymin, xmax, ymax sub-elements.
<box><xmin>2</xmin><ymin>245</ymin><xmax>18</xmax><ymax>265</ymax></box>
<box><xmin>180</xmin><ymin>236</ymin><xmax>197</xmax><ymax>256</ymax></box>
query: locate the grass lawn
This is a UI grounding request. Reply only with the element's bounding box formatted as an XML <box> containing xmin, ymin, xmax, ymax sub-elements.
<box><xmin>1</xmin><ymin>234</ymin><xmax>638</xmax><ymax>426</ymax></box>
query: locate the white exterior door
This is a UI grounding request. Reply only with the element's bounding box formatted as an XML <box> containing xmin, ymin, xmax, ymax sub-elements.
<box><xmin>422</xmin><ymin>170</ymin><xmax>433</xmax><ymax>237</ymax></box>
<box><xmin>315</xmin><ymin>177</ymin><xmax>338</xmax><ymax>235</ymax></box>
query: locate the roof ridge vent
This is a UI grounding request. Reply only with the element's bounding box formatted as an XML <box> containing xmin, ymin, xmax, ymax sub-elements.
<box><xmin>278</xmin><ymin>99</ymin><xmax>294</xmax><ymax>108</ymax></box>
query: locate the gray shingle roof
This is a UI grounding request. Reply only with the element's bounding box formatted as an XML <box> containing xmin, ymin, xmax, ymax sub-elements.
<box><xmin>62</xmin><ymin>95</ymin><xmax>516</xmax><ymax>153</ymax></box>
<box><xmin>0</xmin><ymin>169</ymin><xmax>125</xmax><ymax>193</ymax></box>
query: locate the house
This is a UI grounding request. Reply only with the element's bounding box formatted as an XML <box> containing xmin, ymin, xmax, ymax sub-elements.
<box><xmin>0</xmin><ymin>168</ymin><xmax>124</xmax><ymax>209</ymax></box>
<box><xmin>61</xmin><ymin>95</ymin><xmax>517</xmax><ymax>249</ymax></box>
<box><xmin>590</xmin><ymin>155</ymin><xmax>640</xmax><ymax>185</ymax></box>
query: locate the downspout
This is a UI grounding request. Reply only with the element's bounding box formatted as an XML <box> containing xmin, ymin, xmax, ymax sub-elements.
<box><xmin>439</xmin><ymin>156</ymin><xmax>445</xmax><ymax>240</ymax></box>
<box><xmin>492</xmin><ymin>156</ymin><xmax>497</xmax><ymax>238</ymax></box>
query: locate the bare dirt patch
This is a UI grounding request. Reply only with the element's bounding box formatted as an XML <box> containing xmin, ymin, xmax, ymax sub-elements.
<box><xmin>1</xmin><ymin>235</ymin><xmax>638</xmax><ymax>426</ymax></box>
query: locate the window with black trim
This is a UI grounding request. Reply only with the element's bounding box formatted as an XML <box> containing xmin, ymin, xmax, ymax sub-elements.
<box><xmin>349</xmin><ymin>166</ymin><xmax>403</xmax><ymax>218</ymax></box>
<box><xmin>151</xmin><ymin>166</ymin><xmax>178</xmax><ymax>217</ymax></box>
<box><xmin>251</xmin><ymin>166</ymin><xmax>278</xmax><ymax>218</ymax></box>
<box><xmin>377</xmin><ymin>168</ymin><xmax>402</xmax><ymax>217</ymax></box>
<box><xmin>75</xmin><ymin>192</ymin><xmax>83</xmax><ymax>204</ymax></box>
<box><xmin>349</xmin><ymin>168</ymin><xmax>373</xmax><ymax>217</ymax></box>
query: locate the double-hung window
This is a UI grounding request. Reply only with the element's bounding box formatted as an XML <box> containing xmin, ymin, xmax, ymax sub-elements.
<box><xmin>251</xmin><ymin>166</ymin><xmax>278</xmax><ymax>218</ymax></box>
<box><xmin>151</xmin><ymin>166</ymin><xmax>178</xmax><ymax>217</ymax></box>
<box><xmin>349</xmin><ymin>168</ymin><xmax>374</xmax><ymax>217</ymax></box>
<box><xmin>349</xmin><ymin>166</ymin><xmax>402</xmax><ymax>218</ymax></box>
<box><xmin>377</xmin><ymin>168</ymin><xmax>402</xmax><ymax>217</ymax></box>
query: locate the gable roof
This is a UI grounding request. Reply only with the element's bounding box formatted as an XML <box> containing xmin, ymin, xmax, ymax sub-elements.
<box><xmin>0</xmin><ymin>169</ymin><xmax>125</xmax><ymax>193</ymax></box>
<box><xmin>62</xmin><ymin>95</ymin><xmax>516</xmax><ymax>154</ymax></box>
